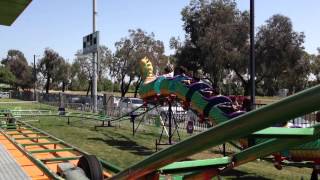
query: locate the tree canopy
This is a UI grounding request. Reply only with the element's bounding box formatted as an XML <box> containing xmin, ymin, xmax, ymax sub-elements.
<box><xmin>38</xmin><ymin>48</ymin><xmax>63</xmax><ymax>94</ymax></box>
<box><xmin>172</xmin><ymin>0</ymin><xmax>310</xmax><ymax>96</ymax></box>
<box><xmin>1</xmin><ymin>49</ymin><xmax>33</xmax><ymax>89</ymax></box>
<box><xmin>173</xmin><ymin>0</ymin><xmax>249</xmax><ymax>90</ymax></box>
<box><xmin>255</xmin><ymin>14</ymin><xmax>307</xmax><ymax>95</ymax></box>
<box><xmin>112</xmin><ymin>29</ymin><xmax>167</xmax><ymax>97</ymax></box>
<box><xmin>0</xmin><ymin>66</ymin><xmax>15</xmax><ymax>85</ymax></box>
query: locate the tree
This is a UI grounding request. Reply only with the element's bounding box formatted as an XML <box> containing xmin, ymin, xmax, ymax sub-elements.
<box><xmin>98</xmin><ymin>46</ymin><xmax>113</xmax><ymax>80</ymax></box>
<box><xmin>71</xmin><ymin>45</ymin><xmax>113</xmax><ymax>95</ymax></box>
<box><xmin>0</xmin><ymin>66</ymin><xmax>15</xmax><ymax>85</ymax></box>
<box><xmin>38</xmin><ymin>48</ymin><xmax>62</xmax><ymax>94</ymax></box>
<box><xmin>53</xmin><ymin>59</ymin><xmax>71</xmax><ymax>92</ymax></box>
<box><xmin>72</xmin><ymin>51</ymin><xmax>92</xmax><ymax>94</ymax></box>
<box><xmin>98</xmin><ymin>78</ymin><xmax>113</xmax><ymax>92</ymax></box>
<box><xmin>174</xmin><ymin>0</ymin><xmax>250</xmax><ymax>92</ymax></box>
<box><xmin>1</xmin><ymin>50</ymin><xmax>33</xmax><ymax>89</ymax></box>
<box><xmin>255</xmin><ymin>14</ymin><xmax>307</xmax><ymax>95</ymax></box>
<box><xmin>311</xmin><ymin>48</ymin><xmax>320</xmax><ymax>83</ymax></box>
<box><xmin>112</xmin><ymin>29</ymin><xmax>167</xmax><ymax>97</ymax></box>
<box><xmin>69</xmin><ymin>58</ymin><xmax>87</xmax><ymax>91</ymax></box>
<box><xmin>175</xmin><ymin>1</ymin><xmax>308</xmax><ymax>96</ymax></box>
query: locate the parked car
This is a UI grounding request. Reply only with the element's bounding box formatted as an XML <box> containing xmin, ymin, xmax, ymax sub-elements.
<box><xmin>148</xmin><ymin>102</ymin><xmax>186</xmax><ymax>117</ymax></box>
<box><xmin>0</xmin><ymin>92</ymin><xmax>10</xmax><ymax>98</ymax></box>
<box><xmin>119</xmin><ymin>97</ymin><xmax>144</xmax><ymax>114</ymax></box>
<box><xmin>287</xmin><ymin>117</ymin><xmax>312</xmax><ymax>128</ymax></box>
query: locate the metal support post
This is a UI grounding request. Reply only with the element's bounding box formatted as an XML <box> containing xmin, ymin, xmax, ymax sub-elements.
<box><xmin>250</xmin><ymin>0</ymin><xmax>256</xmax><ymax>110</ymax></box>
<box><xmin>168</xmin><ymin>101</ymin><xmax>172</xmax><ymax>145</ymax></box>
<box><xmin>131</xmin><ymin>115</ymin><xmax>135</xmax><ymax>136</ymax></box>
<box><xmin>92</xmin><ymin>0</ymin><xmax>98</xmax><ymax>112</ymax></box>
<box><xmin>33</xmin><ymin>55</ymin><xmax>36</xmax><ymax>101</ymax></box>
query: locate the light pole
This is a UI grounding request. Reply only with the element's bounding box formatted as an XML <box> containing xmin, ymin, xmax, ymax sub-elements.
<box><xmin>92</xmin><ymin>0</ymin><xmax>98</xmax><ymax>112</ymax></box>
<box><xmin>249</xmin><ymin>0</ymin><xmax>255</xmax><ymax>110</ymax></box>
<box><xmin>33</xmin><ymin>54</ymin><xmax>39</xmax><ymax>101</ymax></box>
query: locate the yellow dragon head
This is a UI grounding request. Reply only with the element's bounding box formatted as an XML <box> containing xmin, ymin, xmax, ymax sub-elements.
<box><xmin>140</xmin><ymin>57</ymin><xmax>155</xmax><ymax>84</ymax></box>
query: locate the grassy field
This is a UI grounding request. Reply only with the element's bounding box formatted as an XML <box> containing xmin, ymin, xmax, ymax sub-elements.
<box><xmin>0</xmin><ymin>99</ymin><xmax>313</xmax><ymax>179</ymax></box>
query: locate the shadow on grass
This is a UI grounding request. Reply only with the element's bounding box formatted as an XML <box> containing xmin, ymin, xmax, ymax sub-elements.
<box><xmin>262</xmin><ymin>157</ymin><xmax>314</xmax><ymax>169</ymax></box>
<box><xmin>220</xmin><ymin>169</ymin><xmax>271</xmax><ymax>180</ymax></box>
<box><xmin>88</xmin><ymin>133</ymin><xmax>154</xmax><ymax>156</ymax></box>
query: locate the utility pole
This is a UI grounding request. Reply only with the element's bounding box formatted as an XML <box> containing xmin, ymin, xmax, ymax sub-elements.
<box><xmin>92</xmin><ymin>0</ymin><xmax>98</xmax><ymax>112</ymax></box>
<box><xmin>33</xmin><ymin>55</ymin><xmax>37</xmax><ymax>101</ymax></box>
<box><xmin>250</xmin><ymin>0</ymin><xmax>255</xmax><ymax>110</ymax></box>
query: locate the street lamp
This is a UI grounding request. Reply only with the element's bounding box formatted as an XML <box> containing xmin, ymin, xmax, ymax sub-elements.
<box><xmin>33</xmin><ymin>54</ymin><xmax>40</xmax><ymax>101</ymax></box>
<box><xmin>249</xmin><ymin>0</ymin><xmax>256</xmax><ymax>110</ymax></box>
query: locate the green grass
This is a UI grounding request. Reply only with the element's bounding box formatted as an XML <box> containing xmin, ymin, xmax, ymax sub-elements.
<box><xmin>28</xmin><ymin>118</ymin><xmax>163</xmax><ymax>168</ymax></box>
<box><xmin>0</xmin><ymin>98</ymin><xmax>20</xmax><ymax>102</ymax></box>
<box><xmin>0</xmin><ymin>99</ymin><xmax>314</xmax><ymax>179</ymax></box>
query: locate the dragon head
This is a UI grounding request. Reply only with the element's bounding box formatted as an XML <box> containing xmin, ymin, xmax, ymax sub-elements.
<box><xmin>140</xmin><ymin>57</ymin><xmax>155</xmax><ymax>83</ymax></box>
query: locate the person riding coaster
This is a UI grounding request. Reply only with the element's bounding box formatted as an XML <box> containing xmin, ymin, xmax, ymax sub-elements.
<box><xmin>138</xmin><ymin>57</ymin><xmax>246</xmax><ymax>123</ymax></box>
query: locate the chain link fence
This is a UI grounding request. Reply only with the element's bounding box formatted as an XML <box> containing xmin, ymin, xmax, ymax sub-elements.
<box><xmin>10</xmin><ymin>91</ymin><xmax>320</xmax><ymax>133</ymax></box>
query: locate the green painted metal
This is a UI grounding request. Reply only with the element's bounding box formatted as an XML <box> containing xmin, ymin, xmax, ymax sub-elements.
<box><xmin>155</xmin><ymin>77</ymin><xmax>165</xmax><ymax>94</ymax></box>
<box><xmin>98</xmin><ymin>158</ymin><xmax>123</xmax><ymax>174</ymax></box>
<box><xmin>6</xmin><ymin>127</ymin><xmax>33</xmax><ymax>131</ymax></box>
<box><xmin>0</xmin><ymin>123</ymin><xmax>16</xmax><ymax>126</ymax></box>
<box><xmin>0</xmin><ymin>125</ymin><xmax>17</xmax><ymax>129</ymax></box>
<box><xmin>0</xmin><ymin>109</ymin><xmax>112</xmax><ymax>121</ymax></box>
<box><xmin>160</xmin><ymin>128</ymin><xmax>320</xmax><ymax>178</ymax></box>
<box><xmin>0</xmin><ymin>130</ymin><xmax>64</xmax><ymax>180</ymax></box>
<box><xmin>111</xmin><ymin>85</ymin><xmax>320</xmax><ymax>179</ymax></box>
<box><xmin>29</xmin><ymin>148</ymin><xmax>74</xmax><ymax>154</ymax></box>
<box><xmin>9</xmin><ymin>132</ymin><xmax>42</xmax><ymax>135</ymax></box>
<box><xmin>228</xmin><ymin>141</ymin><xmax>243</xmax><ymax>151</ymax></box>
<box><xmin>17</xmin><ymin>120</ymin><xmax>122</xmax><ymax>175</ymax></box>
<box><xmin>0</xmin><ymin>109</ymin><xmax>116</xmax><ymax>122</ymax></box>
<box><xmin>208</xmin><ymin>107</ymin><xmax>230</xmax><ymax>124</ymax></box>
<box><xmin>252</xmin><ymin>127</ymin><xmax>315</xmax><ymax>138</ymax></box>
<box><xmin>14</xmin><ymin>136</ymin><xmax>50</xmax><ymax>140</ymax></box>
<box><xmin>160</xmin><ymin>157</ymin><xmax>230</xmax><ymax>173</ymax></box>
<box><xmin>0</xmin><ymin>108</ymin><xmax>145</xmax><ymax>125</ymax></box>
<box><xmin>293</xmin><ymin>139</ymin><xmax>320</xmax><ymax>150</ymax></box>
<box><xmin>172</xmin><ymin>169</ymin><xmax>219</xmax><ymax>179</ymax></box>
<box><xmin>233</xmin><ymin>124</ymin><xmax>320</xmax><ymax>167</ymax></box>
<box><xmin>2</xmin><ymin>120</ymin><xmax>122</xmax><ymax>178</ymax></box>
<box><xmin>21</xmin><ymin>141</ymin><xmax>61</xmax><ymax>146</ymax></box>
<box><xmin>40</xmin><ymin>156</ymin><xmax>81</xmax><ymax>163</ymax></box>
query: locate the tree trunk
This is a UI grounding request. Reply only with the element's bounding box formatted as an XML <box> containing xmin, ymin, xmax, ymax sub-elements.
<box><xmin>90</xmin><ymin>79</ymin><xmax>93</xmax><ymax>98</ymax></box>
<box><xmin>62</xmin><ymin>81</ymin><xmax>65</xmax><ymax>92</ymax></box>
<box><xmin>120</xmin><ymin>74</ymin><xmax>126</xmax><ymax>97</ymax></box>
<box><xmin>86</xmin><ymin>79</ymin><xmax>92</xmax><ymax>96</ymax></box>
<box><xmin>120</xmin><ymin>82</ymin><xmax>124</xmax><ymax>97</ymax></box>
<box><xmin>45</xmin><ymin>74</ymin><xmax>51</xmax><ymax>94</ymax></box>
<box><xmin>134</xmin><ymin>77</ymin><xmax>142</xmax><ymax>98</ymax></box>
<box><xmin>120</xmin><ymin>76</ymin><xmax>133</xmax><ymax>97</ymax></box>
<box><xmin>232</xmin><ymin>68</ymin><xmax>250</xmax><ymax>96</ymax></box>
<box><xmin>243</xmin><ymin>83</ymin><xmax>250</xmax><ymax>96</ymax></box>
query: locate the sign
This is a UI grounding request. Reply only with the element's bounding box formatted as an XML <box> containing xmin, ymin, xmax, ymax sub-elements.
<box><xmin>186</xmin><ymin>120</ymin><xmax>194</xmax><ymax>134</ymax></box>
<box><xmin>83</xmin><ymin>31</ymin><xmax>99</xmax><ymax>54</ymax></box>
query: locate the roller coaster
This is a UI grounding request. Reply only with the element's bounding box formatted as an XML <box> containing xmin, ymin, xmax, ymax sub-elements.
<box><xmin>1</xmin><ymin>57</ymin><xmax>320</xmax><ymax>179</ymax></box>
<box><xmin>2</xmin><ymin>1</ymin><xmax>320</xmax><ymax>179</ymax></box>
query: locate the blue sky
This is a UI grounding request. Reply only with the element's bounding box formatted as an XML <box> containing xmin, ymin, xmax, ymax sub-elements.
<box><xmin>1</xmin><ymin>0</ymin><xmax>320</xmax><ymax>64</ymax></box>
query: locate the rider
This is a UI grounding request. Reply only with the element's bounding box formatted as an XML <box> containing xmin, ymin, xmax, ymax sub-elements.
<box><xmin>162</xmin><ymin>64</ymin><xmax>174</xmax><ymax>78</ymax></box>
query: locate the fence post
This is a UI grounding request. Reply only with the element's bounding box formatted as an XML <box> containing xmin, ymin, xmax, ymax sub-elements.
<box><xmin>34</xmin><ymin>91</ymin><xmax>37</xmax><ymax>102</ymax></box>
<box><xmin>103</xmin><ymin>94</ymin><xmax>112</xmax><ymax>126</ymax></box>
<box><xmin>316</xmin><ymin>111</ymin><xmax>320</xmax><ymax>122</ymax></box>
<box><xmin>59</xmin><ymin>92</ymin><xmax>65</xmax><ymax>109</ymax></box>
<box><xmin>103</xmin><ymin>94</ymin><xmax>107</xmax><ymax>114</ymax></box>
